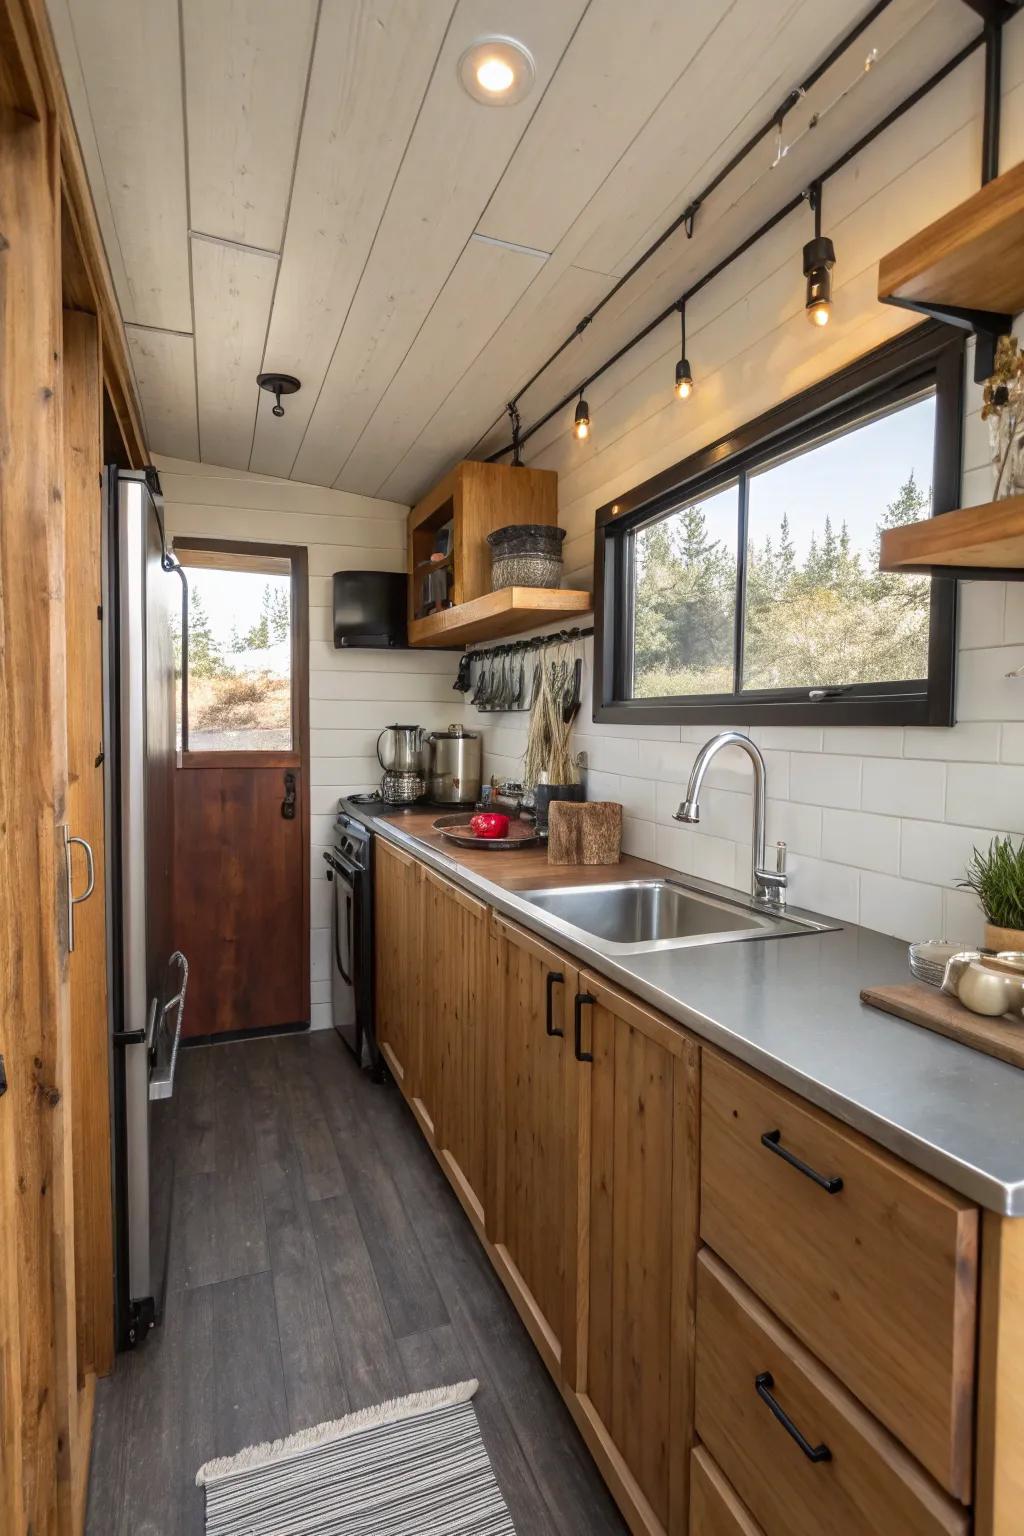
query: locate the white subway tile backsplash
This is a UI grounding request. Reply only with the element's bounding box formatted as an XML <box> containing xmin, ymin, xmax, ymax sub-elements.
<box><xmin>1000</xmin><ymin>723</ymin><xmax>1024</xmax><ymax>763</ymax></box>
<box><xmin>860</xmin><ymin>872</ymin><xmax>943</xmax><ymax>943</ymax></box>
<box><xmin>958</xmin><ymin>582</ymin><xmax>1005</xmax><ymax>649</ymax></box>
<box><xmin>621</xmin><ymin>816</ymin><xmax>655</xmax><ymax>860</ymax></box>
<box><xmin>749</xmin><ymin>726</ymin><xmax>823</xmax><ymax>753</ymax></box>
<box><xmin>904</xmin><ymin>722</ymin><xmax>1001</xmax><ymax>762</ymax></box>
<box><xmin>942</xmin><ymin>887</ymin><xmax>987</xmax><ymax>948</ymax></box>
<box><xmin>861</xmin><ymin>758</ymin><xmax>945</xmax><ymax>820</ymax></box>
<box><xmin>946</xmin><ymin>763</ymin><xmax>1024</xmax><ymax>835</ymax></box>
<box><xmin>765</xmin><ymin>799</ymin><xmax>822</xmax><ymax>858</ymax></box>
<box><xmin>821</xmin><ymin>727</ymin><xmax>902</xmax><ymax>758</ymax></box>
<box><xmin>956</xmin><ymin>646</ymin><xmax>1024</xmax><ymax>721</ymax></box>
<box><xmin>1004</xmin><ymin>584</ymin><xmax>1024</xmax><ymax>644</ymax></box>
<box><xmin>787</xmin><ymin>856</ymin><xmax>860</xmax><ymax>925</ymax></box>
<box><xmin>821</xmin><ymin>809</ymin><xmax>900</xmax><ymax>875</ymax></box>
<box><xmin>789</xmin><ymin>753</ymin><xmax>862</xmax><ymax>810</ymax></box>
<box><xmin>900</xmin><ymin>819</ymin><xmax>999</xmax><ymax>889</ymax></box>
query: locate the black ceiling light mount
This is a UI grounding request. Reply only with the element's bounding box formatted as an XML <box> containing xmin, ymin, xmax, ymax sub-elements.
<box><xmin>674</xmin><ymin>301</ymin><xmax>694</xmax><ymax>399</ymax></box>
<box><xmin>257</xmin><ymin>372</ymin><xmax>302</xmax><ymax>418</ymax></box>
<box><xmin>507</xmin><ymin>399</ymin><xmax>523</xmax><ymax>466</ymax></box>
<box><xmin>802</xmin><ymin>182</ymin><xmax>836</xmax><ymax>328</ymax></box>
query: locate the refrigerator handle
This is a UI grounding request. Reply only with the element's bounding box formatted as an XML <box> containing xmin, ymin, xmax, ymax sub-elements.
<box><xmin>64</xmin><ymin>826</ymin><xmax>96</xmax><ymax>954</ymax></box>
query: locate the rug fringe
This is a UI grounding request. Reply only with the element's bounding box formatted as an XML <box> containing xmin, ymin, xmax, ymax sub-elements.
<box><xmin>196</xmin><ymin>1379</ymin><xmax>480</xmax><ymax>1487</ymax></box>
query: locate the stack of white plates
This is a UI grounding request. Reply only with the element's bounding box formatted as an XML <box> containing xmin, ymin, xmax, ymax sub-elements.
<box><xmin>908</xmin><ymin>940</ymin><xmax>967</xmax><ymax>987</ymax></box>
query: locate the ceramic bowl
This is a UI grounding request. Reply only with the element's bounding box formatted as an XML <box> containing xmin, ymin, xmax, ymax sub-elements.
<box><xmin>956</xmin><ymin>961</ymin><xmax>1024</xmax><ymax>1020</ymax></box>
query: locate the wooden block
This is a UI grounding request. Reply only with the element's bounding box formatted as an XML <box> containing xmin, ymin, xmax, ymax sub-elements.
<box><xmin>548</xmin><ymin>801</ymin><xmax>622</xmax><ymax>865</ymax></box>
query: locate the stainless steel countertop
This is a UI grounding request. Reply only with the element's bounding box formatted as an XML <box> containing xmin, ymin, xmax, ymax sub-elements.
<box><xmin>346</xmin><ymin>801</ymin><xmax>1024</xmax><ymax>1217</ymax></box>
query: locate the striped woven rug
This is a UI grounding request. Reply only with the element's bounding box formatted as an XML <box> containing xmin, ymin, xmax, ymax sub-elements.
<box><xmin>196</xmin><ymin>1380</ymin><xmax>516</xmax><ymax>1535</ymax></box>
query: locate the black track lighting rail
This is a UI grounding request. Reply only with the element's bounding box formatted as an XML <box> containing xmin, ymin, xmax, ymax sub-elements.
<box><xmin>487</xmin><ymin>25</ymin><xmax>989</xmax><ymax>463</ymax></box>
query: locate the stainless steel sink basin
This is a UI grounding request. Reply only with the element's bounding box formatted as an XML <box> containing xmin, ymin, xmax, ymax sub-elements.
<box><xmin>516</xmin><ymin>879</ymin><xmax>836</xmax><ymax>956</ymax></box>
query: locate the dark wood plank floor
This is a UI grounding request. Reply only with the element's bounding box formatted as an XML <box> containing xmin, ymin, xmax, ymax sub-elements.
<box><xmin>86</xmin><ymin>1030</ymin><xmax>627</xmax><ymax>1535</ymax></box>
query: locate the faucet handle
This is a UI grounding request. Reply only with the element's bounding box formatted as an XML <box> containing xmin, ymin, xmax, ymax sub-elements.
<box><xmin>775</xmin><ymin>840</ymin><xmax>787</xmax><ymax>875</ymax></box>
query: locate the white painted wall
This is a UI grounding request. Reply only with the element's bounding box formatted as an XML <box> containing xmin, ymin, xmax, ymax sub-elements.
<box><xmin>467</xmin><ymin>16</ymin><xmax>1024</xmax><ymax>947</ymax></box>
<box><xmin>157</xmin><ymin>455</ymin><xmax>461</xmax><ymax>1027</ymax></box>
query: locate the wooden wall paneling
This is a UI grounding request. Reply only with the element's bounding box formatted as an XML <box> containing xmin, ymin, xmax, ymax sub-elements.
<box><xmin>975</xmin><ymin>1212</ymin><xmax>1024</xmax><ymax>1536</ymax></box>
<box><xmin>62</xmin><ymin>303</ymin><xmax>114</xmax><ymax>1383</ymax></box>
<box><xmin>126</xmin><ymin>323</ymin><xmax>198</xmax><ymax>462</ymax></box>
<box><xmin>63</xmin><ymin>0</ymin><xmax>191</xmax><ymax>331</ymax></box>
<box><xmin>336</xmin><ymin>237</ymin><xmax>546</xmax><ymax>496</ymax></box>
<box><xmin>190</xmin><ymin>235</ymin><xmax>278</xmax><ymax>470</ymax></box>
<box><xmin>0</xmin><ymin>29</ymin><xmax>74</xmax><ymax>1526</ymax></box>
<box><xmin>181</xmin><ymin>0</ymin><xmax>317</xmax><ymax>250</ymax></box>
<box><xmin>564</xmin><ymin>970</ymin><xmax>698</xmax><ymax>1536</ymax></box>
<box><xmin>289</xmin><ymin>0</ymin><xmax>589</xmax><ymax>488</ymax></box>
<box><xmin>249</xmin><ymin>0</ymin><xmax>453</xmax><ymax>479</ymax></box>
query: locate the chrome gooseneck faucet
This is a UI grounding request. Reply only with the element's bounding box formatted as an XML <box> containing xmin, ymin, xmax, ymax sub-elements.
<box><xmin>674</xmin><ymin>731</ymin><xmax>788</xmax><ymax>909</ymax></box>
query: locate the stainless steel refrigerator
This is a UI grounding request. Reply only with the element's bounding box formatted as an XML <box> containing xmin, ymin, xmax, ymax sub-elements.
<box><xmin>104</xmin><ymin>466</ymin><xmax>188</xmax><ymax>1348</ymax></box>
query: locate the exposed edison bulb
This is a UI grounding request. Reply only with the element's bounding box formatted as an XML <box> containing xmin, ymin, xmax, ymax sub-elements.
<box><xmin>675</xmin><ymin>358</ymin><xmax>694</xmax><ymax>399</ymax></box>
<box><xmin>807</xmin><ymin>298</ymin><xmax>831</xmax><ymax>327</ymax></box>
<box><xmin>476</xmin><ymin>56</ymin><xmax>515</xmax><ymax>93</ymax></box>
<box><xmin>574</xmin><ymin>417</ymin><xmax>590</xmax><ymax>441</ymax></box>
<box><xmin>573</xmin><ymin>397</ymin><xmax>590</xmax><ymax>441</ymax></box>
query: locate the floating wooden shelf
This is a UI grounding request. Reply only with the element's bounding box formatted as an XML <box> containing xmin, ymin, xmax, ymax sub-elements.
<box><xmin>878</xmin><ymin>160</ymin><xmax>1024</xmax><ymax>318</ymax></box>
<box><xmin>878</xmin><ymin>495</ymin><xmax>1024</xmax><ymax>576</ymax></box>
<box><xmin>408</xmin><ymin>586</ymin><xmax>592</xmax><ymax>647</ymax></box>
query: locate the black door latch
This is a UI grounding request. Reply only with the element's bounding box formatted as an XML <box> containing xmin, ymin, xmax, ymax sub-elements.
<box><xmin>282</xmin><ymin>770</ymin><xmax>297</xmax><ymax>820</ymax></box>
<box><xmin>0</xmin><ymin>1054</ymin><xmax>6</xmax><ymax>1097</ymax></box>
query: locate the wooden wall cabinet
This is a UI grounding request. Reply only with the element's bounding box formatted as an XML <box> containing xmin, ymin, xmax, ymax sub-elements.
<box><xmin>406</xmin><ymin>459</ymin><xmax>591</xmax><ymax>647</ymax></box>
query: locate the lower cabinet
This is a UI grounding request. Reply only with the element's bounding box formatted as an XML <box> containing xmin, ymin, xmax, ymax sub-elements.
<box><xmin>565</xmin><ymin>971</ymin><xmax>700</xmax><ymax>1536</ymax></box>
<box><xmin>418</xmin><ymin>868</ymin><xmax>492</xmax><ymax>1233</ymax></box>
<box><xmin>490</xmin><ymin>917</ymin><xmax>578</xmax><ymax>1377</ymax></box>
<box><xmin>689</xmin><ymin>1448</ymin><xmax>764</xmax><ymax>1536</ymax></box>
<box><xmin>374</xmin><ymin>838</ymin><xmax>422</xmax><ymax>1090</ymax></box>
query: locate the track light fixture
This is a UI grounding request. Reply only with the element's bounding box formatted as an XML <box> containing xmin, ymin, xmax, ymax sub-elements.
<box><xmin>257</xmin><ymin>372</ymin><xmax>302</xmax><ymax>417</ymax></box>
<box><xmin>573</xmin><ymin>388</ymin><xmax>590</xmax><ymax>442</ymax></box>
<box><xmin>674</xmin><ymin>302</ymin><xmax>694</xmax><ymax>399</ymax></box>
<box><xmin>802</xmin><ymin>183</ymin><xmax>835</xmax><ymax>328</ymax></box>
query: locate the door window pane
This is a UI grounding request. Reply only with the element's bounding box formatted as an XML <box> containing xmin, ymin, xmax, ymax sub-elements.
<box><xmin>175</xmin><ymin>551</ymin><xmax>293</xmax><ymax>751</ymax></box>
<box><xmin>742</xmin><ymin>394</ymin><xmax>935</xmax><ymax>691</ymax></box>
<box><xmin>631</xmin><ymin>481</ymin><xmax>739</xmax><ymax>698</ymax></box>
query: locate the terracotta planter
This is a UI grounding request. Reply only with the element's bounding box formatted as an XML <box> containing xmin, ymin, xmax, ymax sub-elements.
<box><xmin>984</xmin><ymin>922</ymin><xmax>1024</xmax><ymax>954</ymax></box>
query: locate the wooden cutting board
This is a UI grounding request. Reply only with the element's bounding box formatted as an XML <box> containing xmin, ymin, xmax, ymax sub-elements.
<box><xmin>860</xmin><ymin>982</ymin><xmax>1024</xmax><ymax>1069</ymax></box>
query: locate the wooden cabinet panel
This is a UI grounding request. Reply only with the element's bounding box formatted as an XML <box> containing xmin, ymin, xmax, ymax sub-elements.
<box><xmin>695</xmin><ymin>1252</ymin><xmax>968</xmax><ymax>1536</ymax></box>
<box><xmin>567</xmin><ymin>971</ymin><xmax>699</xmax><ymax>1536</ymax></box>
<box><xmin>491</xmin><ymin>917</ymin><xmax>577</xmax><ymax>1377</ymax></box>
<box><xmin>700</xmin><ymin>1052</ymin><xmax>977</xmax><ymax>1500</ymax></box>
<box><xmin>689</xmin><ymin>1448</ymin><xmax>764</xmax><ymax>1536</ymax></box>
<box><xmin>419</xmin><ymin>869</ymin><xmax>491</xmax><ymax>1231</ymax></box>
<box><xmin>374</xmin><ymin>838</ymin><xmax>421</xmax><ymax>1092</ymax></box>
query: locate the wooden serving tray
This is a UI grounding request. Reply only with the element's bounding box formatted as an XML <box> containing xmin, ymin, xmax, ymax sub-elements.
<box><xmin>860</xmin><ymin>982</ymin><xmax>1024</xmax><ymax>1070</ymax></box>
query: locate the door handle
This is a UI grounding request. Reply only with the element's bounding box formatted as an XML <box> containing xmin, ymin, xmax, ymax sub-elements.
<box><xmin>755</xmin><ymin>1372</ymin><xmax>831</xmax><ymax>1463</ymax></box>
<box><xmin>282</xmin><ymin>770</ymin><xmax>297</xmax><ymax>820</ymax></box>
<box><xmin>545</xmin><ymin>970</ymin><xmax>564</xmax><ymax>1037</ymax></box>
<box><xmin>574</xmin><ymin>991</ymin><xmax>595</xmax><ymax>1063</ymax></box>
<box><xmin>64</xmin><ymin>825</ymin><xmax>96</xmax><ymax>954</ymax></box>
<box><xmin>761</xmin><ymin>1129</ymin><xmax>844</xmax><ymax>1194</ymax></box>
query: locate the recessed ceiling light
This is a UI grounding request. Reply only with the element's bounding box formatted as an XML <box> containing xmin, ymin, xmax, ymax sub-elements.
<box><xmin>458</xmin><ymin>36</ymin><xmax>535</xmax><ymax>106</ymax></box>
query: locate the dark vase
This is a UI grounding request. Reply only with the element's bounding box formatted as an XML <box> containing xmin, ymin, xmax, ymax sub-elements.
<box><xmin>533</xmin><ymin>782</ymin><xmax>585</xmax><ymax>830</ymax></box>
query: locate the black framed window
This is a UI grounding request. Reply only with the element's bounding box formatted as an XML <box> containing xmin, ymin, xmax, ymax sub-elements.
<box><xmin>593</xmin><ymin>322</ymin><xmax>963</xmax><ymax>729</ymax></box>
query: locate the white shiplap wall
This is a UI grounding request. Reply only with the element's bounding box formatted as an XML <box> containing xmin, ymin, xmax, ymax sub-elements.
<box><xmin>156</xmin><ymin>455</ymin><xmax>461</xmax><ymax>1027</ymax></box>
<box><xmin>468</xmin><ymin>15</ymin><xmax>1024</xmax><ymax>948</ymax></box>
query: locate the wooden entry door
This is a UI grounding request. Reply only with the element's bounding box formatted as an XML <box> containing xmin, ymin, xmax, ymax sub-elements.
<box><xmin>173</xmin><ymin>540</ymin><xmax>309</xmax><ymax>1039</ymax></box>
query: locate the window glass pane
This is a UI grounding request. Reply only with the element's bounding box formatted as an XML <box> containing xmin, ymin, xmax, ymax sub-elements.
<box><xmin>630</xmin><ymin>482</ymin><xmax>739</xmax><ymax>698</ymax></box>
<box><xmin>175</xmin><ymin>558</ymin><xmax>293</xmax><ymax>751</ymax></box>
<box><xmin>741</xmin><ymin>393</ymin><xmax>935</xmax><ymax>692</ymax></box>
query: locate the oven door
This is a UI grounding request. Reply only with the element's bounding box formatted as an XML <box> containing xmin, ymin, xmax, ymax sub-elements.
<box><xmin>325</xmin><ymin>850</ymin><xmax>360</xmax><ymax>1059</ymax></box>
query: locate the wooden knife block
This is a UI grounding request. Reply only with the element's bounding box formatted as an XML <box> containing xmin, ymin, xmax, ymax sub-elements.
<box><xmin>547</xmin><ymin>801</ymin><xmax>622</xmax><ymax>865</ymax></box>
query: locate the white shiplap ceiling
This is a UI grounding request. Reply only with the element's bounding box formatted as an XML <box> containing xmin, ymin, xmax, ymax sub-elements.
<box><xmin>48</xmin><ymin>0</ymin><xmax>977</xmax><ymax>503</ymax></box>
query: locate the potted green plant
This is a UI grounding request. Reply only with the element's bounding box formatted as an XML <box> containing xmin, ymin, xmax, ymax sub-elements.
<box><xmin>960</xmin><ymin>836</ymin><xmax>1024</xmax><ymax>952</ymax></box>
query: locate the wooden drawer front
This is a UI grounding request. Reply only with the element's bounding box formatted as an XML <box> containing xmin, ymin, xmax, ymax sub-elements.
<box><xmin>695</xmin><ymin>1252</ymin><xmax>968</xmax><ymax>1536</ymax></box>
<box><xmin>690</xmin><ymin>1448</ymin><xmax>764</xmax><ymax>1536</ymax></box>
<box><xmin>700</xmin><ymin>1053</ymin><xmax>977</xmax><ymax>1498</ymax></box>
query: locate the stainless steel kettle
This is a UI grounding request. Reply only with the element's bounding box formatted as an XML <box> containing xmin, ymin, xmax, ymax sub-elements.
<box><xmin>376</xmin><ymin>723</ymin><xmax>426</xmax><ymax>774</ymax></box>
<box><xmin>426</xmin><ymin>724</ymin><xmax>481</xmax><ymax>806</ymax></box>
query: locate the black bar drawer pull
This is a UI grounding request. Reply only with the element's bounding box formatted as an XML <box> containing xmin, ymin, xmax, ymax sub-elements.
<box><xmin>761</xmin><ymin>1129</ymin><xmax>843</xmax><ymax>1194</ymax></box>
<box><xmin>545</xmin><ymin>971</ymin><xmax>564</xmax><ymax>1037</ymax></box>
<box><xmin>755</xmin><ymin>1372</ymin><xmax>831</xmax><ymax>1463</ymax></box>
<box><xmin>574</xmin><ymin>992</ymin><xmax>595</xmax><ymax>1062</ymax></box>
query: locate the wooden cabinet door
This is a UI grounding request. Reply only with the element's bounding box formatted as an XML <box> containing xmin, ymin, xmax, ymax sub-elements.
<box><xmin>417</xmin><ymin>869</ymin><xmax>491</xmax><ymax>1234</ymax></box>
<box><xmin>566</xmin><ymin>970</ymin><xmax>700</xmax><ymax>1536</ymax></box>
<box><xmin>491</xmin><ymin>917</ymin><xmax>578</xmax><ymax>1379</ymax></box>
<box><xmin>374</xmin><ymin>839</ymin><xmax>422</xmax><ymax>1092</ymax></box>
